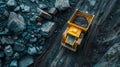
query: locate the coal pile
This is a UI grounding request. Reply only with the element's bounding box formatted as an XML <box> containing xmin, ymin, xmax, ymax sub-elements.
<box><xmin>0</xmin><ymin>0</ymin><xmax>62</xmax><ymax>67</ymax></box>
<box><xmin>73</xmin><ymin>16</ymin><xmax>89</xmax><ymax>28</ymax></box>
<box><xmin>0</xmin><ymin>0</ymin><xmax>76</xmax><ymax>66</ymax></box>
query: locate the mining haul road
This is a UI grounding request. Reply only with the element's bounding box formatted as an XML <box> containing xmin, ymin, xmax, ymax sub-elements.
<box><xmin>34</xmin><ymin>0</ymin><xmax>117</xmax><ymax>67</ymax></box>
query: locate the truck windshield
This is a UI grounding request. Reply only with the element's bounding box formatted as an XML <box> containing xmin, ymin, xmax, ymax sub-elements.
<box><xmin>66</xmin><ymin>34</ymin><xmax>76</xmax><ymax>45</ymax></box>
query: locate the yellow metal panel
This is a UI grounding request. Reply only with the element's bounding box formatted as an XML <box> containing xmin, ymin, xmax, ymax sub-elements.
<box><xmin>68</xmin><ymin>26</ymin><xmax>82</xmax><ymax>37</ymax></box>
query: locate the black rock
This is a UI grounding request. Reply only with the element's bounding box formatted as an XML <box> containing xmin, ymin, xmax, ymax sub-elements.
<box><xmin>36</xmin><ymin>46</ymin><xmax>43</xmax><ymax>54</ymax></box>
<box><xmin>48</xmin><ymin>7</ymin><xmax>58</xmax><ymax>15</ymax></box>
<box><xmin>4</xmin><ymin>45</ymin><xmax>13</xmax><ymax>57</ymax></box>
<box><xmin>1</xmin><ymin>36</ymin><xmax>14</xmax><ymax>44</ymax></box>
<box><xmin>55</xmin><ymin>0</ymin><xmax>70</xmax><ymax>11</ymax></box>
<box><xmin>14</xmin><ymin>40</ymin><xmax>25</xmax><ymax>51</ymax></box>
<box><xmin>0</xmin><ymin>7</ymin><xmax>9</xmax><ymax>20</ymax></box>
<box><xmin>14</xmin><ymin>6</ymin><xmax>20</xmax><ymax>12</ymax></box>
<box><xmin>0</xmin><ymin>28</ymin><xmax>9</xmax><ymax>35</ymax></box>
<box><xmin>7</xmin><ymin>12</ymin><xmax>26</xmax><ymax>33</ymax></box>
<box><xmin>39</xmin><ymin>3</ymin><xmax>47</xmax><ymax>9</ymax></box>
<box><xmin>7</xmin><ymin>0</ymin><xmax>17</xmax><ymax>9</ymax></box>
<box><xmin>37</xmin><ymin>8</ymin><xmax>52</xmax><ymax>20</ymax></box>
<box><xmin>29</xmin><ymin>37</ymin><xmax>37</xmax><ymax>43</ymax></box>
<box><xmin>19</xmin><ymin>55</ymin><xmax>34</xmax><ymax>67</ymax></box>
<box><xmin>40</xmin><ymin>21</ymin><xmax>55</xmax><ymax>37</ymax></box>
<box><xmin>10</xmin><ymin>60</ymin><xmax>18</xmax><ymax>67</ymax></box>
<box><xmin>27</xmin><ymin>47</ymin><xmax>37</xmax><ymax>55</ymax></box>
<box><xmin>0</xmin><ymin>51</ymin><xmax>4</xmax><ymax>58</ymax></box>
<box><xmin>20</xmin><ymin>4</ymin><xmax>30</xmax><ymax>12</ymax></box>
<box><xmin>13</xmin><ymin>52</ymin><xmax>20</xmax><ymax>59</ymax></box>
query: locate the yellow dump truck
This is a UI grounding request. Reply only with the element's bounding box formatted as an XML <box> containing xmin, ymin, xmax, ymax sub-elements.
<box><xmin>61</xmin><ymin>9</ymin><xmax>94</xmax><ymax>51</ymax></box>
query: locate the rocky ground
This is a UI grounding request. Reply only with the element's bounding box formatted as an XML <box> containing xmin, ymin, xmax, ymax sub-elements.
<box><xmin>90</xmin><ymin>0</ymin><xmax>120</xmax><ymax>66</ymax></box>
<box><xmin>0</xmin><ymin>0</ymin><xmax>78</xmax><ymax>67</ymax></box>
<box><xmin>0</xmin><ymin>0</ymin><xmax>120</xmax><ymax>67</ymax></box>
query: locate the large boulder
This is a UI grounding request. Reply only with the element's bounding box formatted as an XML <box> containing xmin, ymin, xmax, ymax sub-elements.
<box><xmin>55</xmin><ymin>0</ymin><xmax>70</xmax><ymax>11</ymax></box>
<box><xmin>7</xmin><ymin>0</ymin><xmax>17</xmax><ymax>9</ymax></box>
<box><xmin>41</xmin><ymin>21</ymin><xmax>55</xmax><ymax>37</ymax></box>
<box><xmin>37</xmin><ymin>8</ymin><xmax>52</xmax><ymax>20</ymax></box>
<box><xmin>7</xmin><ymin>12</ymin><xmax>26</xmax><ymax>33</ymax></box>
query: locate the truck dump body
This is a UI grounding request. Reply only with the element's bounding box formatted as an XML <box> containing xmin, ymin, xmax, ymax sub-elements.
<box><xmin>73</xmin><ymin>16</ymin><xmax>89</xmax><ymax>28</ymax></box>
<box><xmin>61</xmin><ymin>9</ymin><xmax>94</xmax><ymax>51</ymax></box>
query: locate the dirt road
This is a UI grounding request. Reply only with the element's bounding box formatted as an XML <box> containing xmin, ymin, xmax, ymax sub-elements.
<box><xmin>34</xmin><ymin>0</ymin><xmax>117</xmax><ymax>67</ymax></box>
